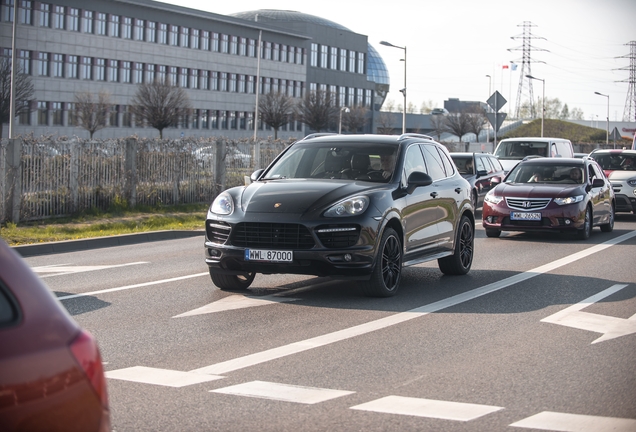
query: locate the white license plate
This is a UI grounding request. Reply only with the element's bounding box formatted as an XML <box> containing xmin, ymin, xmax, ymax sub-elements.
<box><xmin>510</xmin><ymin>212</ymin><xmax>541</xmax><ymax>221</ymax></box>
<box><xmin>244</xmin><ymin>249</ymin><xmax>293</xmax><ymax>262</ymax></box>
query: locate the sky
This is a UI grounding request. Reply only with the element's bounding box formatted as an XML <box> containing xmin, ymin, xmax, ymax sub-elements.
<box><xmin>158</xmin><ymin>0</ymin><xmax>636</xmax><ymax>124</ymax></box>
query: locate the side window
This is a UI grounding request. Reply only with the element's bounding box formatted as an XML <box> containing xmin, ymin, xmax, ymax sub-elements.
<box><xmin>475</xmin><ymin>156</ymin><xmax>487</xmax><ymax>173</ymax></box>
<box><xmin>551</xmin><ymin>143</ymin><xmax>558</xmax><ymax>157</ymax></box>
<box><xmin>402</xmin><ymin>145</ymin><xmax>427</xmax><ymax>184</ymax></box>
<box><xmin>489</xmin><ymin>156</ymin><xmax>503</xmax><ymax>172</ymax></box>
<box><xmin>0</xmin><ymin>282</ymin><xmax>19</xmax><ymax>327</ymax></box>
<box><xmin>420</xmin><ymin>144</ymin><xmax>446</xmax><ymax>181</ymax></box>
<box><xmin>436</xmin><ymin>147</ymin><xmax>455</xmax><ymax>176</ymax></box>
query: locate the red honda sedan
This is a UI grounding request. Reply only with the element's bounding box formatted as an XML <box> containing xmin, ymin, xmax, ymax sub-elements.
<box><xmin>0</xmin><ymin>240</ymin><xmax>110</xmax><ymax>431</ymax></box>
<box><xmin>482</xmin><ymin>157</ymin><xmax>615</xmax><ymax>240</ymax></box>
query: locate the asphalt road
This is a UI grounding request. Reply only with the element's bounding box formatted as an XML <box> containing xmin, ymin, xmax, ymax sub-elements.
<box><xmin>22</xmin><ymin>214</ymin><xmax>636</xmax><ymax>432</ymax></box>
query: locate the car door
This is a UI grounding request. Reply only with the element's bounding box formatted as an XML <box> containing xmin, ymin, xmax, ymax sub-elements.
<box><xmin>401</xmin><ymin>144</ymin><xmax>441</xmax><ymax>257</ymax></box>
<box><xmin>587</xmin><ymin>161</ymin><xmax>610</xmax><ymax>223</ymax></box>
<box><xmin>474</xmin><ymin>155</ymin><xmax>493</xmax><ymax>203</ymax></box>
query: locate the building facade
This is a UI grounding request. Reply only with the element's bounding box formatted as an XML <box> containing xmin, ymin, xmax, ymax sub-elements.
<box><xmin>1</xmin><ymin>0</ymin><xmax>390</xmax><ymax>139</ymax></box>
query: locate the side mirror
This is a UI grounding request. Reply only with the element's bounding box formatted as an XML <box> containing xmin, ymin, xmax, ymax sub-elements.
<box><xmin>250</xmin><ymin>169</ymin><xmax>264</xmax><ymax>182</ymax></box>
<box><xmin>406</xmin><ymin>171</ymin><xmax>433</xmax><ymax>194</ymax></box>
<box><xmin>591</xmin><ymin>178</ymin><xmax>605</xmax><ymax>188</ymax></box>
<box><xmin>476</xmin><ymin>169</ymin><xmax>488</xmax><ymax>178</ymax></box>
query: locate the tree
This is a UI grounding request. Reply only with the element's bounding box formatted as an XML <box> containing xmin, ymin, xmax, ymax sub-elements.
<box><xmin>382</xmin><ymin>99</ymin><xmax>396</xmax><ymax>112</ymax></box>
<box><xmin>464</xmin><ymin>108</ymin><xmax>487</xmax><ymax>147</ymax></box>
<box><xmin>343</xmin><ymin>106</ymin><xmax>369</xmax><ymax>133</ymax></box>
<box><xmin>376</xmin><ymin>111</ymin><xmax>395</xmax><ymax>134</ymax></box>
<box><xmin>444</xmin><ymin>111</ymin><xmax>472</xmax><ymax>148</ymax></box>
<box><xmin>295</xmin><ymin>88</ymin><xmax>339</xmax><ymax>132</ymax></box>
<box><xmin>419</xmin><ymin>100</ymin><xmax>435</xmax><ymax>114</ymax></box>
<box><xmin>74</xmin><ymin>91</ymin><xmax>111</xmax><ymax>139</ymax></box>
<box><xmin>131</xmin><ymin>78</ymin><xmax>192</xmax><ymax>138</ymax></box>
<box><xmin>430</xmin><ymin>115</ymin><xmax>446</xmax><ymax>141</ymax></box>
<box><xmin>258</xmin><ymin>91</ymin><xmax>294</xmax><ymax>139</ymax></box>
<box><xmin>0</xmin><ymin>57</ymin><xmax>34</xmax><ymax>138</ymax></box>
<box><xmin>407</xmin><ymin>101</ymin><xmax>418</xmax><ymax>114</ymax></box>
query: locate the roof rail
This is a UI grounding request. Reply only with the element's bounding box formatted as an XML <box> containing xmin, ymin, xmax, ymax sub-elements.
<box><xmin>398</xmin><ymin>133</ymin><xmax>434</xmax><ymax>141</ymax></box>
<box><xmin>299</xmin><ymin>133</ymin><xmax>338</xmax><ymax>141</ymax></box>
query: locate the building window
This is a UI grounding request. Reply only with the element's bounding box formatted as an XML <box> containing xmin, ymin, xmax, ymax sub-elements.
<box><xmin>339</xmin><ymin>87</ymin><xmax>345</xmax><ymax>106</ymax></box>
<box><xmin>330</xmin><ymin>47</ymin><xmax>337</xmax><ymax>70</ymax></box>
<box><xmin>122</xmin><ymin>105</ymin><xmax>131</xmax><ymax>127</ymax></box>
<box><xmin>67</xmin><ymin>7</ymin><xmax>78</xmax><ymax>31</ymax></box>
<box><xmin>296</xmin><ymin>47</ymin><xmax>303</xmax><ymax>65</ymax></box>
<box><xmin>38</xmin><ymin>3</ymin><xmax>49</xmax><ymax>27</ymax></box>
<box><xmin>211</xmin><ymin>71</ymin><xmax>218</xmax><ymax>91</ymax></box>
<box><xmin>169</xmin><ymin>25</ymin><xmax>178</xmax><ymax>46</ymax></box>
<box><xmin>280</xmin><ymin>44</ymin><xmax>287</xmax><ymax>63</ymax></box>
<box><xmin>37</xmin><ymin>52</ymin><xmax>49</xmax><ymax>76</ymax></box>
<box><xmin>122</xmin><ymin>17</ymin><xmax>132</xmax><ymax>39</ymax></box>
<box><xmin>248</xmin><ymin>38</ymin><xmax>255</xmax><ymax>57</ymax></box>
<box><xmin>179</xmin><ymin>68</ymin><xmax>188</xmax><ymax>87</ymax></box>
<box><xmin>200</xmin><ymin>109</ymin><xmax>208</xmax><ymax>129</ymax></box>
<box><xmin>239</xmin><ymin>37</ymin><xmax>247</xmax><ymax>56</ymax></box>
<box><xmin>230</xmin><ymin>36</ymin><xmax>238</xmax><ymax>55</ymax></box>
<box><xmin>17</xmin><ymin>100</ymin><xmax>30</xmax><ymax>125</ymax></box>
<box><xmin>229</xmin><ymin>73</ymin><xmax>237</xmax><ymax>92</ymax></box>
<box><xmin>247</xmin><ymin>75</ymin><xmax>254</xmax><ymax>94</ymax></box>
<box><xmin>37</xmin><ymin>101</ymin><xmax>47</xmax><ymax>125</ymax></box>
<box><xmin>358</xmin><ymin>52</ymin><xmax>364</xmax><ymax>74</ymax></box>
<box><xmin>349</xmin><ymin>50</ymin><xmax>355</xmax><ymax>72</ymax></box>
<box><xmin>81</xmin><ymin>57</ymin><xmax>91</xmax><ymax>79</ymax></box>
<box><xmin>82</xmin><ymin>10</ymin><xmax>92</xmax><ymax>33</ymax></box>
<box><xmin>262</xmin><ymin>77</ymin><xmax>270</xmax><ymax>94</ymax></box>
<box><xmin>271</xmin><ymin>78</ymin><xmax>278</xmax><ymax>94</ymax></box>
<box><xmin>134</xmin><ymin>63</ymin><xmax>143</xmax><ymax>83</ymax></box>
<box><xmin>310</xmin><ymin>43</ymin><xmax>318</xmax><ymax>67</ymax></box>
<box><xmin>108</xmin><ymin>59</ymin><xmax>118</xmax><ymax>81</ymax></box>
<box><xmin>264</xmin><ymin>42</ymin><xmax>272</xmax><ymax>60</ymax></box>
<box><xmin>134</xmin><ymin>19</ymin><xmax>144</xmax><ymax>41</ymax></box>
<box><xmin>66</xmin><ymin>54</ymin><xmax>78</xmax><ymax>78</ymax></box>
<box><xmin>95</xmin><ymin>12</ymin><xmax>106</xmax><ymax>35</ymax></box>
<box><xmin>211</xmin><ymin>32</ymin><xmax>219</xmax><ymax>52</ymax></box>
<box><xmin>200</xmin><ymin>70</ymin><xmax>209</xmax><ymax>90</ymax></box>
<box><xmin>210</xmin><ymin>110</ymin><xmax>218</xmax><ymax>129</ymax></box>
<box><xmin>67</xmin><ymin>102</ymin><xmax>76</xmax><ymax>126</ymax></box>
<box><xmin>51</xmin><ymin>102</ymin><xmax>62</xmax><ymax>125</ymax></box>
<box><xmin>158</xmin><ymin>23</ymin><xmax>167</xmax><ymax>44</ymax></box>
<box><xmin>180</xmin><ymin>27</ymin><xmax>189</xmax><ymax>47</ymax></box>
<box><xmin>18</xmin><ymin>49</ymin><xmax>30</xmax><ymax>74</ymax></box>
<box><xmin>220</xmin><ymin>72</ymin><xmax>227</xmax><ymax>92</ymax></box>
<box><xmin>238</xmin><ymin>74</ymin><xmax>245</xmax><ymax>93</ymax></box>
<box><xmin>220</xmin><ymin>111</ymin><xmax>227</xmax><ymax>129</ymax></box>
<box><xmin>365</xmin><ymin>89</ymin><xmax>372</xmax><ymax>107</ymax></box>
<box><xmin>340</xmin><ymin>48</ymin><xmax>347</xmax><ymax>71</ymax></box>
<box><xmin>191</xmin><ymin>29</ymin><xmax>199</xmax><ymax>49</ymax></box>
<box><xmin>320</xmin><ymin>45</ymin><xmax>327</xmax><ymax>68</ymax></box>
<box><xmin>52</xmin><ymin>53</ymin><xmax>63</xmax><ymax>77</ymax></box>
<box><xmin>120</xmin><ymin>61</ymin><xmax>131</xmax><ymax>83</ymax></box>
<box><xmin>201</xmin><ymin>31</ymin><xmax>209</xmax><ymax>50</ymax></box>
<box><xmin>109</xmin><ymin>15</ymin><xmax>119</xmax><ymax>37</ymax></box>
<box><xmin>288</xmin><ymin>45</ymin><xmax>295</xmax><ymax>63</ymax></box>
<box><xmin>168</xmin><ymin>66</ymin><xmax>177</xmax><ymax>85</ymax></box>
<box><xmin>109</xmin><ymin>105</ymin><xmax>118</xmax><ymax>126</ymax></box>
<box><xmin>146</xmin><ymin>21</ymin><xmax>156</xmax><ymax>42</ymax></box>
<box><xmin>190</xmin><ymin>69</ymin><xmax>198</xmax><ymax>89</ymax></box>
<box><xmin>145</xmin><ymin>63</ymin><xmax>154</xmax><ymax>83</ymax></box>
<box><xmin>19</xmin><ymin>1</ymin><xmax>33</xmax><ymax>25</ymax></box>
<box><xmin>220</xmin><ymin>34</ymin><xmax>229</xmax><ymax>53</ymax></box>
<box><xmin>52</xmin><ymin>5</ymin><xmax>63</xmax><ymax>29</ymax></box>
<box><xmin>273</xmin><ymin>43</ymin><xmax>280</xmax><ymax>62</ymax></box>
<box><xmin>94</xmin><ymin>58</ymin><xmax>105</xmax><ymax>81</ymax></box>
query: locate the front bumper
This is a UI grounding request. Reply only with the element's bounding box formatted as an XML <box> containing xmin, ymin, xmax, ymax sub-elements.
<box><xmin>613</xmin><ymin>193</ymin><xmax>636</xmax><ymax>213</ymax></box>
<box><xmin>482</xmin><ymin>202</ymin><xmax>586</xmax><ymax>233</ymax></box>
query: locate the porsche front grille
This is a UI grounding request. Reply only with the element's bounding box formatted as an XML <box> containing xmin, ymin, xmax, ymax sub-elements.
<box><xmin>231</xmin><ymin>222</ymin><xmax>315</xmax><ymax>249</ymax></box>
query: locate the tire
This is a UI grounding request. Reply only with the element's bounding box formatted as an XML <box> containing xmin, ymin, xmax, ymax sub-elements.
<box><xmin>363</xmin><ymin>228</ymin><xmax>402</xmax><ymax>297</ymax></box>
<box><xmin>210</xmin><ymin>269</ymin><xmax>255</xmax><ymax>291</ymax></box>
<box><xmin>485</xmin><ymin>228</ymin><xmax>501</xmax><ymax>238</ymax></box>
<box><xmin>577</xmin><ymin>206</ymin><xmax>592</xmax><ymax>240</ymax></box>
<box><xmin>438</xmin><ymin>215</ymin><xmax>474</xmax><ymax>275</ymax></box>
<box><xmin>600</xmin><ymin>204</ymin><xmax>614</xmax><ymax>233</ymax></box>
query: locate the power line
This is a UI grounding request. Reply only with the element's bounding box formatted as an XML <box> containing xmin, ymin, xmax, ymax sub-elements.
<box><xmin>617</xmin><ymin>41</ymin><xmax>636</xmax><ymax>122</ymax></box>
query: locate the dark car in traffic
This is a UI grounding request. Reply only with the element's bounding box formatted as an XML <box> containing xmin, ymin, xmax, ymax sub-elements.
<box><xmin>450</xmin><ymin>152</ymin><xmax>506</xmax><ymax>209</ymax></box>
<box><xmin>0</xmin><ymin>240</ymin><xmax>110</xmax><ymax>432</ymax></box>
<box><xmin>482</xmin><ymin>157</ymin><xmax>614</xmax><ymax>240</ymax></box>
<box><xmin>204</xmin><ymin>133</ymin><xmax>475</xmax><ymax>297</ymax></box>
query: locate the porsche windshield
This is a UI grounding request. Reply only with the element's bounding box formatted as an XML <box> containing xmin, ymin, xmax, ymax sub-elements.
<box><xmin>263</xmin><ymin>143</ymin><xmax>399</xmax><ymax>182</ymax></box>
<box><xmin>506</xmin><ymin>164</ymin><xmax>585</xmax><ymax>184</ymax></box>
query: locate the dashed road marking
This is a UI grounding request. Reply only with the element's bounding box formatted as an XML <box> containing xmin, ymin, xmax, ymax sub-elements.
<box><xmin>211</xmin><ymin>380</ymin><xmax>354</xmax><ymax>404</ymax></box>
<box><xmin>173</xmin><ymin>294</ymin><xmax>300</xmax><ymax>318</ymax></box>
<box><xmin>350</xmin><ymin>395</ymin><xmax>503</xmax><ymax>421</ymax></box>
<box><xmin>105</xmin><ymin>366</ymin><xmax>223</xmax><ymax>388</ymax></box>
<box><xmin>510</xmin><ymin>411</ymin><xmax>636</xmax><ymax>431</ymax></box>
<box><xmin>33</xmin><ymin>261</ymin><xmax>148</xmax><ymax>278</ymax></box>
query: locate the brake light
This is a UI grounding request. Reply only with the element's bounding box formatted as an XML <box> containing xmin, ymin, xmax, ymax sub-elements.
<box><xmin>69</xmin><ymin>330</ymin><xmax>109</xmax><ymax>407</ymax></box>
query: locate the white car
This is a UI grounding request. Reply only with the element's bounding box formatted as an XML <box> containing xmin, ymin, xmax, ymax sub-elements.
<box><xmin>589</xmin><ymin>149</ymin><xmax>636</xmax><ymax>214</ymax></box>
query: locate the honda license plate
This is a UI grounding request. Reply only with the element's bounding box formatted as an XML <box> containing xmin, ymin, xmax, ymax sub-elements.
<box><xmin>510</xmin><ymin>212</ymin><xmax>541</xmax><ymax>221</ymax></box>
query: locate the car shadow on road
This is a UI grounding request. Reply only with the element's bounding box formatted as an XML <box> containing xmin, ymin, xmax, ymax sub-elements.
<box><xmin>55</xmin><ymin>292</ymin><xmax>111</xmax><ymax>316</ymax></box>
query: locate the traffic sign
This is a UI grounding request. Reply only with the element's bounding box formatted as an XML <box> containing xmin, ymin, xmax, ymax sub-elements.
<box><xmin>487</xmin><ymin>91</ymin><xmax>507</xmax><ymax>111</ymax></box>
<box><xmin>486</xmin><ymin>112</ymin><xmax>507</xmax><ymax>132</ymax></box>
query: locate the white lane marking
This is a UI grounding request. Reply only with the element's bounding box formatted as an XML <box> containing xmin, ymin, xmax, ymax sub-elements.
<box><xmin>541</xmin><ymin>284</ymin><xmax>636</xmax><ymax>344</ymax></box>
<box><xmin>350</xmin><ymin>395</ymin><xmax>503</xmax><ymax>421</ymax></box>
<box><xmin>33</xmin><ymin>261</ymin><xmax>148</xmax><ymax>278</ymax></box>
<box><xmin>172</xmin><ymin>294</ymin><xmax>300</xmax><ymax>318</ymax></box>
<box><xmin>211</xmin><ymin>381</ymin><xmax>354</xmax><ymax>404</ymax></box>
<box><xmin>510</xmin><ymin>411</ymin><xmax>636</xmax><ymax>431</ymax></box>
<box><xmin>56</xmin><ymin>272</ymin><xmax>208</xmax><ymax>300</ymax></box>
<box><xmin>189</xmin><ymin>230</ymin><xmax>636</xmax><ymax>376</ymax></box>
<box><xmin>105</xmin><ymin>366</ymin><xmax>223</xmax><ymax>387</ymax></box>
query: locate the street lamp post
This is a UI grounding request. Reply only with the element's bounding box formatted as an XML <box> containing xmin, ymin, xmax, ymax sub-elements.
<box><xmin>594</xmin><ymin>91</ymin><xmax>610</xmax><ymax>147</ymax></box>
<box><xmin>485</xmin><ymin>74</ymin><xmax>491</xmax><ymax>144</ymax></box>
<box><xmin>380</xmin><ymin>41</ymin><xmax>406</xmax><ymax>134</ymax></box>
<box><xmin>338</xmin><ymin>107</ymin><xmax>350</xmax><ymax>134</ymax></box>
<box><xmin>526</xmin><ymin>75</ymin><xmax>545</xmax><ymax>137</ymax></box>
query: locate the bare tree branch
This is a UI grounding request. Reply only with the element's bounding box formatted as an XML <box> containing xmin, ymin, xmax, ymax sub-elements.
<box><xmin>74</xmin><ymin>91</ymin><xmax>112</xmax><ymax>139</ymax></box>
<box><xmin>258</xmin><ymin>91</ymin><xmax>294</xmax><ymax>139</ymax></box>
<box><xmin>131</xmin><ymin>78</ymin><xmax>192</xmax><ymax>138</ymax></box>
<box><xmin>295</xmin><ymin>88</ymin><xmax>339</xmax><ymax>132</ymax></box>
<box><xmin>0</xmin><ymin>57</ymin><xmax>34</xmax><ymax>137</ymax></box>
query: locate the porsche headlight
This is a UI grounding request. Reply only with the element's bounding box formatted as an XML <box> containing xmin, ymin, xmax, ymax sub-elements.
<box><xmin>484</xmin><ymin>191</ymin><xmax>503</xmax><ymax>205</ymax></box>
<box><xmin>554</xmin><ymin>195</ymin><xmax>584</xmax><ymax>205</ymax></box>
<box><xmin>324</xmin><ymin>196</ymin><xmax>369</xmax><ymax>217</ymax></box>
<box><xmin>210</xmin><ymin>191</ymin><xmax>234</xmax><ymax>215</ymax></box>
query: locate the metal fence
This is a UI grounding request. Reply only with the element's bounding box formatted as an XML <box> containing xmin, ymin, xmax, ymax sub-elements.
<box><xmin>0</xmin><ymin>136</ymin><xmax>290</xmax><ymax>223</ymax></box>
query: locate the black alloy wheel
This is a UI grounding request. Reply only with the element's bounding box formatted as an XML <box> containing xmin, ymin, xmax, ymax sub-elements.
<box><xmin>210</xmin><ymin>270</ymin><xmax>256</xmax><ymax>291</ymax></box>
<box><xmin>577</xmin><ymin>207</ymin><xmax>592</xmax><ymax>240</ymax></box>
<box><xmin>438</xmin><ymin>215</ymin><xmax>474</xmax><ymax>275</ymax></box>
<box><xmin>364</xmin><ymin>227</ymin><xmax>402</xmax><ymax>297</ymax></box>
<box><xmin>600</xmin><ymin>204</ymin><xmax>614</xmax><ymax>232</ymax></box>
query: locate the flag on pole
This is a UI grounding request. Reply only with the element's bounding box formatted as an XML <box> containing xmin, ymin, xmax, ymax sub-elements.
<box><xmin>502</xmin><ymin>65</ymin><xmax>509</xmax><ymax>69</ymax></box>
<box><xmin>511</xmin><ymin>63</ymin><xmax>518</xmax><ymax>71</ymax></box>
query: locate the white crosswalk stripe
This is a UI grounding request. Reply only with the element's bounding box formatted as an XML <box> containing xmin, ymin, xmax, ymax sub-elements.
<box><xmin>211</xmin><ymin>380</ymin><xmax>354</xmax><ymax>404</ymax></box>
<box><xmin>510</xmin><ymin>411</ymin><xmax>636</xmax><ymax>431</ymax></box>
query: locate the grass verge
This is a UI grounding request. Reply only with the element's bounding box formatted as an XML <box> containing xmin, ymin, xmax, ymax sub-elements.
<box><xmin>0</xmin><ymin>203</ymin><xmax>208</xmax><ymax>246</ymax></box>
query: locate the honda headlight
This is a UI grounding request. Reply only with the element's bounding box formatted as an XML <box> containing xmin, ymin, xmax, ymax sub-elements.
<box><xmin>210</xmin><ymin>192</ymin><xmax>234</xmax><ymax>215</ymax></box>
<box><xmin>324</xmin><ymin>196</ymin><xmax>369</xmax><ymax>217</ymax></box>
<box><xmin>554</xmin><ymin>195</ymin><xmax>584</xmax><ymax>205</ymax></box>
<box><xmin>484</xmin><ymin>191</ymin><xmax>503</xmax><ymax>205</ymax></box>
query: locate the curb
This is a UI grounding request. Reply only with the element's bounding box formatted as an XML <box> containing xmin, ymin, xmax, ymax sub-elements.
<box><xmin>12</xmin><ymin>230</ymin><xmax>204</xmax><ymax>257</ymax></box>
